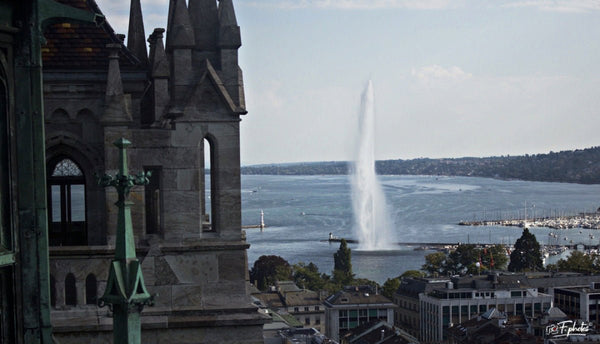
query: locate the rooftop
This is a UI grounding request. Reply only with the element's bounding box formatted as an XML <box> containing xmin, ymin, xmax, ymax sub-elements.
<box><xmin>42</xmin><ymin>0</ymin><xmax>141</xmax><ymax>70</ymax></box>
<box><xmin>341</xmin><ymin>321</ymin><xmax>419</xmax><ymax>344</ymax></box>
<box><xmin>325</xmin><ymin>286</ymin><xmax>394</xmax><ymax>307</ymax></box>
<box><xmin>284</xmin><ymin>290</ymin><xmax>323</xmax><ymax>307</ymax></box>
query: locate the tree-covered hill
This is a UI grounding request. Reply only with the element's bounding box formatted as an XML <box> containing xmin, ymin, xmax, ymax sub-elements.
<box><xmin>241</xmin><ymin>146</ymin><xmax>600</xmax><ymax>184</ymax></box>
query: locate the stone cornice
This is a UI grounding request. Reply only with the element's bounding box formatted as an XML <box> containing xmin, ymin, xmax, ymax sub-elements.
<box><xmin>159</xmin><ymin>240</ymin><xmax>250</xmax><ymax>253</ymax></box>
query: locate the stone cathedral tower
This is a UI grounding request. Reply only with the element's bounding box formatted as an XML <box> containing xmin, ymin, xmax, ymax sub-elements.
<box><xmin>42</xmin><ymin>0</ymin><xmax>266</xmax><ymax>342</ymax></box>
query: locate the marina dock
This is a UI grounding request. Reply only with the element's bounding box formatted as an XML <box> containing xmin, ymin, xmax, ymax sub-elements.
<box><xmin>458</xmin><ymin>212</ymin><xmax>600</xmax><ymax>230</ymax></box>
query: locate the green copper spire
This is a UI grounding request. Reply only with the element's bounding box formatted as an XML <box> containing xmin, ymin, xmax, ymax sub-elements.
<box><xmin>98</xmin><ymin>138</ymin><xmax>152</xmax><ymax>344</ymax></box>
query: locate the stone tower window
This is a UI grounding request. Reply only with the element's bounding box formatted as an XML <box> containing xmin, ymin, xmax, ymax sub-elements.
<box><xmin>65</xmin><ymin>273</ymin><xmax>77</xmax><ymax>306</ymax></box>
<box><xmin>48</xmin><ymin>158</ymin><xmax>87</xmax><ymax>246</ymax></box>
<box><xmin>203</xmin><ymin>137</ymin><xmax>216</xmax><ymax>232</ymax></box>
<box><xmin>144</xmin><ymin>166</ymin><xmax>162</xmax><ymax>235</ymax></box>
<box><xmin>85</xmin><ymin>274</ymin><xmax>97</xmax><ymax>305</ymax></box>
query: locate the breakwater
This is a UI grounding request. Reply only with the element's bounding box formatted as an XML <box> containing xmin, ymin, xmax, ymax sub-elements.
<box><xmin>459</xmin><ymin>213</ymin><xmax>600</xmax><ymax>230</ymax></box>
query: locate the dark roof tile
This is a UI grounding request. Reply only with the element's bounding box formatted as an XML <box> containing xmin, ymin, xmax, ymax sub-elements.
<box><xmin>42</xmin><ymin>0</ymin><xmax>142</xmax><ymax>70</ymax></box>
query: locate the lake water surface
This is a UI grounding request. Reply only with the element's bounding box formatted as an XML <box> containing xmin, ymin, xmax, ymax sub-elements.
<box><xmin>242</xmin><ymin>175</ymin><xmax>600</xmax><ymax>284</ymax></box>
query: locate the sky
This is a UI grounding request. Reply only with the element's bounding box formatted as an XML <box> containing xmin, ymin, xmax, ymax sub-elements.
<box><xmin>95</xmin><ymin>0</ymin><xmax>600</xmax><ymax>165</ymax></box>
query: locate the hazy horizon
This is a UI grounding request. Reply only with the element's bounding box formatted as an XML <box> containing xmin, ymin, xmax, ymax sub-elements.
<box><xmin>241</xmin><ymin>144</ymin><xmax>594</xmax><ymax>166</ymax></box>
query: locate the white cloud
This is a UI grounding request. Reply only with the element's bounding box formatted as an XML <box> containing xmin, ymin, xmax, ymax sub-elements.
<box><xmin>501</xmin><ymin>0</ymin><xmax>600</xmax><ymax>13</ymax></box>
<box><xmin>411</xmin><ymin>65</ymin><xmax>473</xmax><ymax>83</ymax></box>
<box><xmin>241</xmin><ymin>0</ymin><xmax>462</xmax><ymax>10</ymax></box>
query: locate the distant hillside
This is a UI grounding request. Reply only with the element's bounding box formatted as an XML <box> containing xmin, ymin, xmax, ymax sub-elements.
<box><xmin>241</xmin><ymin>146</ymin><xmax>600</xmax><ymax>184</ymax></box>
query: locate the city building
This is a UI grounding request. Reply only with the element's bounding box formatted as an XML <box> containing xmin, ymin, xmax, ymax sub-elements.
<box><xmin>324</xmin><ymin>285</ymin><xmax>396</xmax><ymax>342</ymax></box>
<box><xmin>394</xmin><ymin>277</ymin><xmax>448</xmax><ymax>338</ymax></box>
<box><xmin>284</xmin><ymin>289</ymin><xmax>326</xmax><ymax>332</ymax></box>
<box><xmin>445</xmin><ymin>308</ymin><xmax>535</xmax><ymax>344</ymax></box>
<box><xmin>339</xmin><ymin>321</ymin><xmax>419</xmax><ymax>344</ymax></box>
<box><xmin>528</xmin><ymin>306</ymin><xmax>569</xmax><ymax>338</ymax></box>
<box><xmin>262</xmin><ymin>311</ymin><xmax>303</xmax><ymax>344</ymax></box>
<box><xmin>40</xmin><ymin>0</ymin><xmax>268</xmax><ymax>342</ymax></box>
<box><xmin>419</xmin><ymin>276</ymin><xmax>552</xmax><ymax>342</ymax></box>
<box><xmin>501</xmin><ymin>272</ymin><xmax>600</xmax><ymax>295</ymax></box>
<box><xmin>279</xmin><ymin>328</ymin><xmax>338</xmax><ymax>344</ymax></box>
<box><xmin>395</xmin><ymin>272</ymin><xmax>600</xmax><ymax>343</ymax></box>
<box><xmin>553</xmin><ymin>282</ymin><xmax>600</xmax><ymax>323</ymax></box>
<box><xmin>252</xmin><ymin>281</ymin><xmax>326</xmax><ymax>333</ymax></box>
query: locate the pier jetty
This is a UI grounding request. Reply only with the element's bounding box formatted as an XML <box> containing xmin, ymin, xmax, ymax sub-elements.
<box><xmin>242</xmin><ymin>210</ymin><xmax>267</xmax><ymax>230</ymax></box>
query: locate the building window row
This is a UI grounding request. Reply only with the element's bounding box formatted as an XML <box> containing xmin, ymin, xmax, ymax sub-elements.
<box><xmin>338</xmin><ymin>308</ymin><xmax>388</xmax><ymax>330</ymax></box>
<box><xmin>293</xmin><ymin>305</ymin><xmax>320</xmax><ymax>313</ymax></box>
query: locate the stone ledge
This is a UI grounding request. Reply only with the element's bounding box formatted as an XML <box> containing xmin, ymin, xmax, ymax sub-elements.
<box><xmin>49</xmin><ymin>245</ymin><xmax>150</xmax><ymax>258</ymax></box>
<box><xmin>52</xmin><ymin>307</ymin><xmax>269</xmax><ymax>333</ymax></box>
<box><xmin>159</xmin><ymin>241</ymin><xmax>250</xmax><ymax>253</ymax></box>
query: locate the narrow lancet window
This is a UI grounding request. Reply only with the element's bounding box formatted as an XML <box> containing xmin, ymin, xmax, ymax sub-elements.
<box><xmin>85</xmin><ymin>274</ymin><xmax>97</xmax><ymax>305</ymax></box>
<box><xmin>65</xmin><ymin>273</ymin><xmax>77</xmax><ymax>306</ymax></box>
<box><xmin>203</xmin><ymin>138</ymin><xmax>216</xmax><ymax>231</ymax></box>
<box><xmin>144</xmin><ymin>166</ymin><xmax>162</xmax><ymax>235</ymax></box>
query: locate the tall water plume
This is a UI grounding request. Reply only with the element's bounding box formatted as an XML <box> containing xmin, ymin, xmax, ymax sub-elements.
<box><xmin>351</xmin><ymin>81</ymin><xmax>395</xmax><ymax>250</ymax></box>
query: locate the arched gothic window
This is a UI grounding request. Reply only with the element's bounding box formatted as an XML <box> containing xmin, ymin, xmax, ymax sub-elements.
<box><xmin>85</xmin><ymin>274</ymin><xmax>97</xmax><ymax>305</ymax></box>
<box><xmin>47</xmin><ymin>158</ymin><xmax>87</xmax><ymax>246</ymax></box>
<box><xmin>203</xmin><ymin>137</ymin><xmax>217</xmax><ymax>232</ymax></box>
<box><xmin>65</xmin><ymin>273</ymin><xmax>77</xmax><ymax>306</ymax></box>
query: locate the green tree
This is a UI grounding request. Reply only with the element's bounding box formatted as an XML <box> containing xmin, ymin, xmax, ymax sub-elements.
<box><xmin>446</xmin><ymin>244</ymin><xmax>478</xmax><ymax>274</ymax></box>
<box><xmin>480</xmin><ymin>245</ymin><xmax>509</xmax><ymax>271</ymax></box>
<box><xmin>508</xmin><ymin>228</ymin><xmax>544</xmax><ymax>272</ymax></box>
<box><xmin>292</xmin><ymin>262</ymin><xmax>329</xmax><ymax>291</ymax></box>
<box><xmin>250</xmin><ymin>255</ymin><xmax>292</xmax><ymax>291</ymax></box>
<box><xmin>556</xmin><ymin>251</ymin><xmax>599</xmax><ymax>274</ymax></box>
<box><xmin>333</xmin><ymin>239</ymin><xmax>353</xmax><ymax>285</ymax></box>
<box><xmin>422</xmin><ymin>252</ymin><xmax>447</xmax><ymax>276</ymax></box>
<box><xmin>382</xmin><ymin>277</ymin><xmax>401</xmax><ymax>299</ymax></box>
<box><xmin>400</xmin><ymin>270</ymin><xmax>426</xmax><ymax>279</ymax></box>
<box><xmin>352</xmin><ymin>278</ymin><xmax>379</xmax><ymax>289</ymax></box>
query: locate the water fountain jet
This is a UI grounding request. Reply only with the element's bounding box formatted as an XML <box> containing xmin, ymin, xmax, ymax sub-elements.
<box><xmin>351</xmin><ymin>81</ymin><xmax>396</xmax><ymax>251</ymax></box>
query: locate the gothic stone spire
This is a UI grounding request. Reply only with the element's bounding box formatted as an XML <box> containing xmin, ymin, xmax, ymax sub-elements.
<box><xmin>218</xmin><ymin>0</ymin><xmax>241</xmax><ymax>49</ymax></box>
<box><xmin>127</xmin><ymin>0</ymin><xmax>148</xmax><ymax>65</ymax></box>
<box><xmin>189</xmin><ymin>0</ymin><xmax>218</xmax><ymax>51</ymax></box>
<box><xmin>167</xmin><ymin>0</ymin><xmax>195</xmax><ymax>50</ymax></box>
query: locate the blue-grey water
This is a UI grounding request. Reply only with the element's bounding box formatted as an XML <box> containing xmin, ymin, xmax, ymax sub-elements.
<box><xmin>242</xmin><ymin>175</ymin><xmax>600</xmax><ymax>284</ymax></box>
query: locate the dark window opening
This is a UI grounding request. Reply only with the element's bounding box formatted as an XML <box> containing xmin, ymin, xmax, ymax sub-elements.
<box><xmin>85</xmin><ymin>274</ymin><xmax>97</xmax><ymax>305</ymax></box>
<box><xmin>203</xmin><ymin>137</ymin><xmax>217</xmax><ymax>232</ymax></box>
<box><xmin>144</xmin><ymin>166</ymin><xmax>162</xmax><ymax>235</ymax></box>
<box><xmin>65</xmin><ymin>273</ymin><xmax>77</xmax><ymax>306</ymax></box>
<box><xmin>50</xmin><ymin>275</ymin><xmax>56</xmax><ymax>308</ymax></box>
<box><xmin>48</xmin><ymin>158</ymin><xmax>87</xmax><ymax>246</ymax></box>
